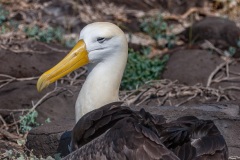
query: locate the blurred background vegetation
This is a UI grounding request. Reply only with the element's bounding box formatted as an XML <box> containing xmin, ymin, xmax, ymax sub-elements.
<box><xmin>0</xmin><ymin>0</ymin><xmax>239</xmax><ymax>90</ymax></box>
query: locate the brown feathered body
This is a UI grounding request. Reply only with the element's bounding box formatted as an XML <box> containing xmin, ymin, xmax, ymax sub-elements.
<box><xmin>63</xmin><ymin>102</ymin><xmax>228</xmax><ymax>160</ymax></box>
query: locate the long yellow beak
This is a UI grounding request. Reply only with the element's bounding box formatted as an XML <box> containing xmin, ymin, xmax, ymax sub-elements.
<box><xmin>37</xmin><ymin>40</ymin><xmax>89</xmax><ymax>92</ymax></box>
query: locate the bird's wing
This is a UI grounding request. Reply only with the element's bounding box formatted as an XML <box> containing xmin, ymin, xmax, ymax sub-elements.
<box><xmin>159</xmin><ymin>116</ymin><xmax>228</xmax><ymax>160</ymax></box>
<box><xmin>64</xmin><ymin>117</ymin><xmax>179</xmax><ymax>160</ymax></box>
<box><xmin>70</xmin><ymin>102</ymin><xmax>135</xmax><ymax>151</ymax></box>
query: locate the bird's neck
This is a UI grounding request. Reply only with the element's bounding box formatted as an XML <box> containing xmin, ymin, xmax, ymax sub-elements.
<box><xmin>75</xmin><ymin>50</ymin><xmax>127</xmax><ymax>122</ymax></box>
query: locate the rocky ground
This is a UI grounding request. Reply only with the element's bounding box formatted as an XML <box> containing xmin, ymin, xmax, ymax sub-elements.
<box><xmin>0</xmin><ymin>0</ymin><xmax>240</xmax><ymax>159</ymax></box>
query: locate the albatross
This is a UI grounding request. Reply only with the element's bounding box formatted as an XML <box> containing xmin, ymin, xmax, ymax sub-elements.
<box><xmin>37</xmin><ymin>22</ymin><xmax>228</xmax><ymax>160</ymax></box>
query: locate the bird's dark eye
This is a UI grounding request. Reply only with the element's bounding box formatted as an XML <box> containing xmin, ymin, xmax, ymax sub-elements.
<box><xmin>97</xmin><ymin>37</ymin><xmax>105</xmax><ymax>43</ymax></box>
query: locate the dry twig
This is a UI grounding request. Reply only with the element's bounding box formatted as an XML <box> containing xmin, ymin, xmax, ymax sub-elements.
<box><xmin>122</xmin><ymin>79</ymin><xmax>231</xmax><ymax>107</ymax></box>
<box><xmin>0</xmin><ymin>74</ymin><xmax>39</xmax><ymax>89</ymax></box>
<box><xmin>207</xmin><ymin>61</ymin><xmax>231</xmax><ymax>87</ymax></box>
<box><xmin>207</xmin><ymin>59</ymin><xmax>240</xmax><ymax>88</ymax></box>
<box><xmin>163</xmin><ymin>7</ymin><xmax>213</xmax><ymax>22</ymax></box>
<box><xmin>0</xmin><ymin>115</ymin><xmax>8</xmax><ymax>130</ymax></box>
<box><xmin>28</xmin><ymin>87</ymin><xmax>64</xmax><ymax>114</ymax></box>
<box><xmin>0</xmin><ymin>128</ymin><xmax>21</xmax><ymax>142</ymax></box>
<box><xmin>200</xmin><ymin>40</ymin><xmax>224</xmax><ymax>56</ymax></box>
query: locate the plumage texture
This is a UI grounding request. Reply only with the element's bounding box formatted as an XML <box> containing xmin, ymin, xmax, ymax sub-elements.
<box><xmin>158</xmin><ymin>116</ymin><xmax>228</xmax><ymax>159</ymax></box>
<box><xmin>63</xmin><ymin>103</ymin><xmax>228</xmax><ymax>160</ymax></box>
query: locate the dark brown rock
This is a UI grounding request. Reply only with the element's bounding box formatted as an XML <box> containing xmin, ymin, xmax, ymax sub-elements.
<box><xmin>26</xmin><ymin>119</ymin><xmax>74</xmax><ymax>157</ymax></box>
<box><xmin>0</xmin><ymin>80</ymin><xmax>79</xmax><ymax>124</ymax></box>
<box><xmin>181</xmin><ymin>17</ymin><xmax>240</xmax><ymax>57</ymax></box>
<box><xmin>162</xmin><ymin>48</ymin><xmax>240</xmax><ymax>102</ymax></box>
<box><xmin>0</xmin><ymin>40</ymin><xmax>68</xmax><ymax>77</ymax></box>
<box><xmin>163</xmin><ymin>49</ymin><xmax>224</xmax><ymax>85</ymax></box>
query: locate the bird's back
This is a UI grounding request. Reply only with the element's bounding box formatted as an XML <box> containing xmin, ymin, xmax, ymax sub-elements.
<box><xmin>64</xmin><ymin>103</ymin><xmax>228</xmax><ymax>160</ymax></box>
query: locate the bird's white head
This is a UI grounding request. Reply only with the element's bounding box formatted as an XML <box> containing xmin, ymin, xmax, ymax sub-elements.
<box><xmin>37</xmin><ymin>22</ymin><xmax>128</xmax><ymax>121</ymax></box>
<box><xmin>80</xmin><ymin>22</ymin><xmax>127</xmax><ymax>64</ymax></box>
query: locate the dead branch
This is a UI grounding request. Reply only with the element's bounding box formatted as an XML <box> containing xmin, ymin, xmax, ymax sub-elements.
<box><xmin>212</xmin><ymin>76</ymin><xmax>240</xmax><ymax>83</ymax></box>
<box><xmin>229</xmin><ymin>156</ymin><xmax>240</xmax><ymax>160</ymax></box>
<box><xmin>200</xmin><ymin>40</ymin><xmax>224</xmax><ymax>56</ymax></box>
<box><xmin>176</xmin><ymin>93</ymin><xmax>198</xmax><ymax>106</ymax></box>
<box><xmin>59</xmin><ymin>69</ymin><xmax>87</xmax><ymax>86</ymax></box>
<box><xmin>0</xmin><ymin>115</ymin><xmax>8</xmax><ymax>130</ymax></box>
<box><xmin>229</xmin><ymin>70</ymin><xmax>240</xmax><ymax>76</ymax></box>
<box><xmin>122</xmin><ymin>79</ymin><xmax>230</xmax><ymax>107</ymax></box>
<box><xmin>121</xmin><ymin>90</ymin><xmax>141</xmax><ymax>101</ymax></box>
<box><xmin>0</xmin><ymin>128</ymin><xmax>21</xmax><ymax>142</ymax></box>
<box><xmin>28</xmin><ymin>87</ymin><xmax>63</xmax><ymax>114</ymax></box>
<box><xmin>0</xmin><ymin>74</ymin><xmax>39</xmax><ymax>89</ymax></box>
<box><xmin>125</xmin><ymin>88</ymin><xmax>150</xmax><ymax>105</ymax></box>
<box><xmin>163</xmin><ymin>7</ymin><xmax>213</xmax><ymax>22</ymax></box>
<box><xmin>0</xmin><ymin>108</ymin><xmax>29</xmax><ymax>112</ymax></box>
<box><xmin>10</xmin><ymin>113</ymin><xmax>20</xmax><ymax>135</ymax></box>
<box><xmin>207</xmin><ymin>59</ymin><xmax>240</xmax><ymax>87</ymax></box>
<box><xmin>222</xmin><ymin>86</ymin><xmax>240</xmax><ymax>91</ymax></box>
<box><xmin>207</xmin><ymin>61</ymin><xmax>229</xmax><ymax>87</ymax></box>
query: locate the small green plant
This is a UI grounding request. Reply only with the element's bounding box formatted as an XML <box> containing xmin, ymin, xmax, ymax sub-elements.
<box><xmin>24</xmin><ymin>25</ymin><xmax>63</xmax><ymax>43</ymax></box>
<box><xmin>20</xmin><ymin>110</ymin><xmax>39</xmax><ymax>133</ymax></box>
<box><xmin>65</xmin><ymin>38</ymin><xmax>77</xmax><ymax>48</ymax></box>
<box><xmin>1</xmin><ymin>25</ymin><xmax>7</xmax><ymax>34</ymax></box>
<box><xmin>140</xmin><ymin>15</ymin><xmax>175</xmax><ymax>48</ymax></box>
<box><xmin>45</xmin><ymin>117</ymin><xmax>51</xmax><ymax>123</ymax></box>
<box><xmin>0</xmin><ymin>5</ymin><xmax>19</xmax><ymax>35</ymax></box>
<box><xmin>121</xmin><ymin>48</ymin><xmax>169</xmax><ymax>90</ymax></box>
<box><xmin>219</xmin><ymin>37</ymin><xmax>240</xmax><ymax>57</ymax></box>
<box><xmin>0</xmin><ymin>5</ymin><xmax>9</xmax><ymax>25</ymax></box>
<box><xmin>237</xmin><ymin>37</ymin><xmax>240</xmax><ymax>48</ymax></box>
<box><xmin>227</xmin><ymin>46</ymin><xmax>236</xmax><ymax>57</ymax></box>
<box><xmin>141</xmin><ymin>15</ymin><xmax>167</xmax><ymax>40</ymax></box>
<box><xmin>24</xmin><ymin>25</ymin><xmax>78</xmax><ymax>48</ymax></box>
<box><xmin>54</xmin><ymin>153</ymin><xmax>62</xmax><ymax>160</ymax></box>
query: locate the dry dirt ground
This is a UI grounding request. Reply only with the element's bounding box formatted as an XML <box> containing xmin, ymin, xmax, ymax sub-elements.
<box><xmin>0</xmin><ymin>0</ymin><xmax>240</xmax><ymax>159</ymax></box>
